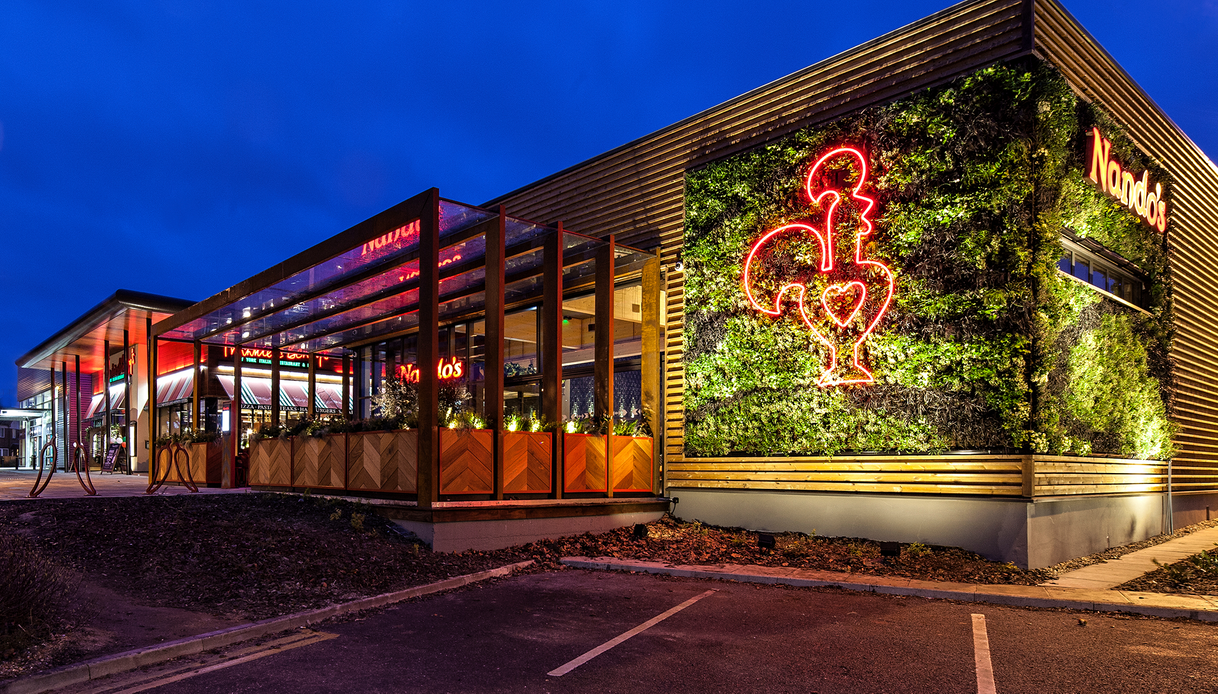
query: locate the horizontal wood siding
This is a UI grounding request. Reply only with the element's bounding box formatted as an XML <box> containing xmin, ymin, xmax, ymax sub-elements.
<box><xmin>489</xmin><ymin>0</ymin><xmax>1028</xmax><ymax>483</ymax></box>
<box><xmin>670</xmin><ymin>454</ymin><xmax>1167</xmax><ymax>497</ymax></box>
<box><xmin>1034</xmin><ymin>0</ymin><xmax>1218</xmax><ymax>494</ymax></box>
<box><xmin>669</xmin><ymin>455</ymin><xmax>1025</xmax><ymax>495</ymax></box>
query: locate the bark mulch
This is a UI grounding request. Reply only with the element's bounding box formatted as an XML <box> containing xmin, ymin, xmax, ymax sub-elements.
<box><xmin>532</xmin><ymin>515</ymin><xmax>1053</xmax><ymax>585</ymax></box>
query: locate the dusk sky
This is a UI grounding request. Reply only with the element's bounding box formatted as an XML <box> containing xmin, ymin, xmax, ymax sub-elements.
<box><xmin>1</xmin><ymin>0</ymin><xmax>1215</xmax><ymax>405</ymax></box>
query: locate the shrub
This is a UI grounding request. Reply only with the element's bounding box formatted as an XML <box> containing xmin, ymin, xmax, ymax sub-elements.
<box><xmin>0</xmin><ymin>533</ymin><xmax>72</xmax><ymax>655</ymax></box>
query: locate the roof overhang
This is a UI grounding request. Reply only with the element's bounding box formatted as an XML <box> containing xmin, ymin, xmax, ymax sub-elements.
<box><xmin>16</xmin><ymin>289</ymin><xmax>195</xmax><ymax>373</ymax></box>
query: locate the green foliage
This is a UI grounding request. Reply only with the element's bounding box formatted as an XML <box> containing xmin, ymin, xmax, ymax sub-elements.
<box><xmin>682</xmin><ymin>58</ymin><xmax>1174</xmax><ymax>458</ymax></box>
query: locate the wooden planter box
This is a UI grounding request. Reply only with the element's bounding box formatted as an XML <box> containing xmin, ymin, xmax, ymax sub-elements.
<box><xmin>348</xmin><ymin>430</ymin><xmax>417</xmax><ymax>493</ymax></box>
<box><xmin>154</xmin><ymin>445</ymin><xmax>189</xmax><ymax>484</ymax></box>
<box><xmin>611</xmin><ymin>435</ymin><xmax>654</xmax><ymax>492</ymax></box>
<box><xmin>189</xmin><ymin>440</ymin><xmax>224</xmax><ymax>486</ymax></box>
<box><xmin>292</xmin><ymin>434</ymin><xmax>346</xmax><ymax>490</ymax></box>
<box><xmin>249</xmin><ymin>438</ymin><xmax>292</xmax><ymax>487</ymax></box>
<box><xmin>503</xmin><ymin>431</ymin><xmax>552</xmax><ymax>493</ymax></box>
<box><xmin>440</xmin><ymin>429</ymin><xmax>494</xmax><ymax>494</ymax></box>
<box><xmin>564</xmin><ymin>433</ymin><xmax>607</xmax><ymax>493</ymax></box>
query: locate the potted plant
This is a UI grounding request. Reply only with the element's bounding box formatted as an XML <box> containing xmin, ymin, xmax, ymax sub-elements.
<box><xmin>288</xmin><ymin>418</ymin><xmax>347</xmax><ymax>490</ymax></box>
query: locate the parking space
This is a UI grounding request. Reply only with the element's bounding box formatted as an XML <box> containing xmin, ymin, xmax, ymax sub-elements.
<box><xmin>88</xmin><ymin>570</ymin><xmax>1218</xmax><ymax>693</ymax></box>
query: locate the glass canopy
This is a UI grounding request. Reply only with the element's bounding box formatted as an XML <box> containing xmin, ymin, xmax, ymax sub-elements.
<box><xmin>157</xmin><ymin>195</ymin><xmax>652</xmax><ymax>357</ymax></box>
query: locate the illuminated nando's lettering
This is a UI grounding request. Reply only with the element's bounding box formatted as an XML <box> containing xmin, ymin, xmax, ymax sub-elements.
<box><xmin>397</xmin><ymin>252</ymin><xmax>464</xmax><ymax>283</ymax></box>
<box><xmin>1087</xmin><ymin>127</ymin><xmax>1166</xmax><ymax>232</ymax></box>
<box><xmin>361</xmin><ymin>219</ymin><xmax>420</xmax><ymax>257</ymax></box>
<box><xmin>396</xmin><ymin>358</ymin><xmax>464</xmax><ymax>383</ymax></box>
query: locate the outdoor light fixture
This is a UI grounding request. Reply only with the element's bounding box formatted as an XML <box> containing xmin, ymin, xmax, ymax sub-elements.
<box><xmin>757</xmin><ymin>533</ymin><xmax>776</xmax><ymax>550</ymax></box>
<box><xmin>879</xmin><ymin>541</ymin><xmax>901</xmax><ymax>557</ymax></box>
<box><xmin>633</xmin><ymin>523</ymin><xmax>649</xmax><ymax>540</ymax></box>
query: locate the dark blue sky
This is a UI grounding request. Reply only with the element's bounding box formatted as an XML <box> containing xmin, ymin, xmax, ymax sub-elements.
<box><xmin>1</xmin><ymin>0</ymin><xmax>1215</xmax><ymax>405</ymax></box>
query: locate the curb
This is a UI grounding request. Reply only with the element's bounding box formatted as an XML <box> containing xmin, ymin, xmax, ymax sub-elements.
<box><xmin>561</xmin><ymin>557</ymin><xmax>1218</xmax><ymax>623</ymax></box>
<box><xmin>2</xmin><ymin>560</ymin><xmax>533</xmax><ymax>694</ymax></box>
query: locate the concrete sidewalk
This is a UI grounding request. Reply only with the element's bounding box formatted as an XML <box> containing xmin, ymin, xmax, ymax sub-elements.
<box><xmin>562</xmin><ymin>556</ymin><xmax>1218</xmax><ymax>622</ymax></box>
<box><xmin>0</xmin><ymin>469</ymin><xmax>247</xmax><ymax>500</ymax></box>
<box><xmin>1042</xmin><ymin>526</ymin><xmax>1218</xmax><ymax>590</ymax></box>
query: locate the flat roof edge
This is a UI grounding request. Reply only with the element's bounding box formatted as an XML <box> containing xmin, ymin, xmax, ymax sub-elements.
<box><xmin>16</xmin><ymin>289</ymin><xmax>195</xmax><ymax>369</ymax></box>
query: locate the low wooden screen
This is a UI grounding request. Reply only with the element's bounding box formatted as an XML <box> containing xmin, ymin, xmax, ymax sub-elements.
<box><xmin>439</xmin><ymin>429</ymin><xmax>494</xmax><ymax>494</ymax></box>
<box><xmin>347</xmin><ymin>430</ymin><xmax>418</xmax><ymax>493</ymax></box>
<box><xmin>504</xmin><ymin>431</ymin><xmax>552</xmax><ymax>493</ymax></box>
<box><xmin>565</xmin><ymin>433</ymin><xmax>608</xmax><ymax>493</ymax></box>
<box><xmin>611</xmin><ymin>435</ymin><xmax>653</xmax><ymax>492</ymax></box>
<box><xmin>292</xmin><ymin>434</ymin><xmax>346</xmax><ymax>490</ymax></box>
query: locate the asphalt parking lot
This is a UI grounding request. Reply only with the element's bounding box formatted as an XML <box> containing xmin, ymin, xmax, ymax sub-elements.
<box><xmin>76</xmin><ymin>570</ymin><xmax>1218</xmax><ymax>693</ymax></box>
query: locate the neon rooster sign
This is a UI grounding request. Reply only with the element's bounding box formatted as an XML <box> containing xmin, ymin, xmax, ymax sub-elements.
<box><xmin>743</xmin><ymin>147</ymin><xmax>894</xmax><ymax>387</ymax></box>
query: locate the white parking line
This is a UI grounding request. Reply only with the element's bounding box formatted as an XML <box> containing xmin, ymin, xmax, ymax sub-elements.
<box><xmin>972</xmin><ymin>613</ymin><xmax>997</xmax><ymax>694</ymax></box>
<box><xmin>548</xmin><ymin>589</ymin><xmax>717</xmax><ymax>677</ymax></box>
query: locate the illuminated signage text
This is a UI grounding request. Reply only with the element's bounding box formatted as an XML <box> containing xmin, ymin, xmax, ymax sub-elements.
<box><xmin>1087</xmin><ymin>127</ymin><xmax>1166</xmax><ymax>232</ymax></box>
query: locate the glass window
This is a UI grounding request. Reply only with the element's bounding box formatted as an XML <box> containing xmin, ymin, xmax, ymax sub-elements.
<box><xmin>504</xmin><ymin>308</ymin><xmax>539</xmax><ymax>378</ymax></box>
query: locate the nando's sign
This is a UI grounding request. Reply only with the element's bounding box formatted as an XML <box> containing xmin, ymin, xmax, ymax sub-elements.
<box><xmin>1087</xmin><ymin>127</ymin><xmax>1167</xmax><ymax>232</ymax></box>
<box><xmin>361</xmin><ymin>219</ymin><xmax>420</xmax><ymax>257</ymax></box>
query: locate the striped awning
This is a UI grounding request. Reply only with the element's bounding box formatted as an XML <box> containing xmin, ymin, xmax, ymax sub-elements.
<box><xmin>155</xmin><ymin>369</ymin><xmax>194</xmax><ymax>406</ymax></box>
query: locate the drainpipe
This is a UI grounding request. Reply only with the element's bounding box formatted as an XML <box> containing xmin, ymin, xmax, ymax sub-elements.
<box><xmin>1167</xmin><ymin>458</ymin><xmax>1174</xmax><ymax>533</ymax></box>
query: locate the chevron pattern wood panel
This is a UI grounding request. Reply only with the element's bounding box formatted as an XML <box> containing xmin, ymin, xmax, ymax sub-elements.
<box><xmin>612</xmin><ymin>436</ymin><xmax>653</xmax><ymax>492</ymax></box>
<box><xmin>183</xmin><ymin>444</ymin><xmax>214</xmax><ymax>485</ymax></box>
<box><xmin>249</xmin><ymin>441</ymin><xmax>271</xmax><ymax>486</ymax></box>
<box><xmin>265</xmin><ymin>439</ymin><xmax>292</xmax><ymax>487</ymax></box>
<box><xmin>348</xmin><ymin>430</ymin><xmax>417</xmax><ymax>493</ymax></box>
<box><xmin>292</xmin><ymin>435</ymin><xmax>346</xmax><ymax>489</ymax></box>
<box><xmin>504</xmin><ymin>431</ymin><xmax>552</xmax><ymax>493</ymax></box>
<box><xmin>564</xmin><ymin>433</ymin><xmax>607</xmax><ymax>493</ymax></box>
<box><xmin>191</xmin><ymin>443</ymin><xmax>224</xmax><ymax>486</ymax></box>
<box><xmin>440</xmin><ymin>429</ymin><xmax>494</xmax><ymax>494</ymax></box>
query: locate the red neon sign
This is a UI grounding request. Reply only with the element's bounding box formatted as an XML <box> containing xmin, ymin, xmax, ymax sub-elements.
<box><xmin>743</xmin><ymin>146</ymin><xmax>895</xmax><ymax>387</ymax></box>
<box><xmin>1087</xmin><ymin>127</ymin><xmax>1166</xmax><ymax>232</ymax></box>
<box><xmin>221</xmin><ymin>346</ymin><xmax>337</xmax><ymax>371</ymax></box>
<box><xmin>361</xmin><ymin>219</ymin><xmax>420</xmax><ymax>257</ymax></box>
<box><xmin>396</xmin><ymin>358</ymin><xmax>464</xmax><ymax>383</ymax></box>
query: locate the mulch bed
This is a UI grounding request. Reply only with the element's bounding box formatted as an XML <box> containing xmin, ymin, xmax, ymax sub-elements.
<box><xmin>1116</xmin><ymin>547</ymin><xmax>1218</xmax><ymax>596</ymax></box>
<box><xmin>533</xmin><ymin>516</ymin><xmax>1054</xmax><ymax>585</ymax></box>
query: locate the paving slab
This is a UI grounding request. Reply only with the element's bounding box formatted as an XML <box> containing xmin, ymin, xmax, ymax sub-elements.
<box><xmin>562</xmin><ymin>556</ymin><xmax>1218</xmax><ymax>622</ymax></box>
<box><xmin>1043</xmin><ymin>526</ymin><xmax>1218</xmax><ymax>589</ymax></box>
<box><xmin>0</xmin><ymin>469</ymin><xmax>247</xmax><ymax>501</ymax></box>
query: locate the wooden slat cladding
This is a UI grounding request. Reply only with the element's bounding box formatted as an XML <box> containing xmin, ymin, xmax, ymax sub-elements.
<box><xmin>669</xmin><ymin>455</ymin><xmax>1025</xmax><ymax>496</ymax></box>
<box><xmin>487</xmin><ymin>0</ymin><xmax>1027</xmax><ymax>476</ymax></box>
<box><xmin>1034</xmin><ymin>0</ymin><xmax>1218</xmax><ymax>487</ymax></box>
<box><xmin>669</xmin><ymin>454</ymin><xmax>1167</xmax><ymax>497</ymax></box>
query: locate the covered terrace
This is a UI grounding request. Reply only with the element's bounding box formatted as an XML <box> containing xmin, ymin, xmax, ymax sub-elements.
<box><xmin>152</xmin><ymin>189</ymin><xmax>668</xmax><ymax>547</ymax></box>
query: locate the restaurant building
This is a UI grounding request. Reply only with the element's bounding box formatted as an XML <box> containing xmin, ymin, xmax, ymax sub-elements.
<box><xmin>16</xmin><ymin>290</ymin><xmax>194</xmax><ymax>475</ymax></box>
<box><xmin>25</xmin><ymin>0</ymin><xmax>1216</xmax><ymax>567</ymax></box>
<box><xmin>483</xmin><ymin>0</ymin><xmax>1218</xmax><ymax>567</ymax></box>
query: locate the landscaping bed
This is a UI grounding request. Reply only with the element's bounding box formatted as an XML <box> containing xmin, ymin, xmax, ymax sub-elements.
<box><xmin>0</xmin><ymin>493</ymin><xmax>1053</xmax><ymax>679</ymax></box>
<box><xmin>533</xmin><ymin>515</ymin><xmax>1054</xmax><ymax>585</ymax></box>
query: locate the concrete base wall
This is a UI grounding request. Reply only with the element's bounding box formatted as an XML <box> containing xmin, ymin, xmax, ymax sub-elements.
<box><xmin>394</xmin><ymin>510</ymin><xmax>665</xmax><ymax>553</ymax></box>
<box><xmin>1170</xmin><ymin>493</ymin><xmax>1218</xmax><ymax>529</ymax></box>
<box><xmin>670</xmin><ymin>489</ymin><xmax>1174</xmax><ymax>569</ymax></box>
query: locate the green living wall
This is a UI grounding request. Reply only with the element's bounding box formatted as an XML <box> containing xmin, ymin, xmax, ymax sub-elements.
<box><xmin>682</xmin><ymin>58</ymin><xmax>1175</xmax><ymax>459</ymax></box>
